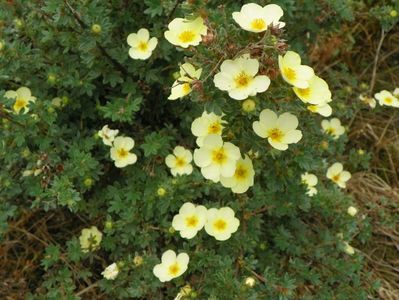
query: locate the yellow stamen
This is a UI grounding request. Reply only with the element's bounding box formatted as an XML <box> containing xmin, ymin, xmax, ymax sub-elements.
<box><xmin>234</xmin><ymin>72</ymin><xmax>252</xmax><ymax>88</ymax></box>
<box><xmin>213</xmin><ymin>219</ymin><xmax>227</xmax><ymax>231</ymax></box>
<box><xmin>168</xmin><ymin>263</ymin><xmax>180</xmax><ymax>276</ymax></box>
<box><xmin>384</xmin><ymin>97</ymin><xmax>393</xmax><ymax>104</ymax></box>
<box><xmin>117</xmin><ymin>148</ymin><xmax>129</xmax><ymax>158</ymax></box>
<box><xmin>268</xmin><ymin>128</ymin><xmax>284</xmax><ymax>142</ymax></box>
<box><xmin>332</xmin><ymin>174</ymin><xmax>340</xmax><ymax>182</ymax></box>
<box><xmin>284</xmin><ymin>68</ymin><xmax>296</xmax><ymax>82</ymax></box>
<box><xmin>208</xmin><ymin>122</ymin><xmax>222</xmax><ymax>134</ymax></box>
<box><xmin>296</xmin><ymin>87</ymin><xmax>310</xmax><ymax>99</ymax></box>
<box><xmin>138</xmin><ymin>41</ymin><xmax>148</xmax><ymax>51</ymax></box>
<box><xmin>250</xmin><ymin>18</ymin><xmax>266</xmax><ymax>31</ymax></box>
<box><xmin>182</xmin><ymin>83</ymin><xmax>191</xmax><ymax>94</ymax></box>
<box><xmin>234</xmin><ymin>165</ymin><xmax>247</xmax><ymax>180</ymax></box>
<box><xmin>13</xmin><ymin>98</ymin><xmax>28</xmax><ymax>113</ymax></box>
<box><xmin>185</xmin><ymin>215</ymin><xmax>199</xmax><ymax>228</ymax></box>
<box><xmin>175</xmin><ymin>157</ymin><xmax>186</xmax><ymax>167</ymax></box>
<box><xmin>178</xmin><ymin>31</ymin><xmax>195</xmax><ymax>43</ymax></box>
<box><xmin>212</xmin><ymin>148</ymin><xmax>227</xmax><ymax>165</ymax></box>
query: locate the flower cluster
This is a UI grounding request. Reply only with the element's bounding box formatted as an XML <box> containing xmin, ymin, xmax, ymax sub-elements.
<box><xmin>359</xmin><ymin>87</ymin><xmax>399</xmax><ymax>109</ymax></box>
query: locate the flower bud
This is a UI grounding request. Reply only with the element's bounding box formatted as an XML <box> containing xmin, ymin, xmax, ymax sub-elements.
<box><xmin>245</xmin><ymin>277</ymin><xmax>256</xmax><ymax>287</ymax></box>
<box><xmin>157</xmin><ymin>187</ymin><xmax>166</xmax><ymax>196</ymax></box>
<box><xmin>390</xmin><ymin>10</ymin><xmax>398</xmax><ymax>17</ymax></box>
<box><xmin>347</xmin><ymin>206</ymin><xmax>358</xmax><ymax>216</ymax></box>
<box><xmin>84</xmin><ymin>178</ymin><xmax>93</xmax><ymax>187</ymax></box>
<box><xmin>343</xmin><ymin>242</ymin><xmax>355</xmax><ymax>255</ymax></box>
<box><xmin>242</xmin><ymin>99</ymin><xmax>256</xmax><ymax>112</ymax></box>
<box><xmin>105</xmin><ymin>220</ymin><xmax>113</xmax><ymax>230</ymax></box>
<box><xmin>133</xmin><ymin>255</ymin><xmax>143</xmax><ymax>266</ymax></box>
<box><xmin>91</xmin><ymin>24</ymin><xmax>102</xmax><ymax>34</ymax></box>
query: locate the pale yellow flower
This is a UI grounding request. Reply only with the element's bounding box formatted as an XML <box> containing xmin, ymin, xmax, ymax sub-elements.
<box><xmin>101</xmin><ymin>263</ymin><xmax>119</xmax><ymax>280</ymax></box>
<box><xmin>205</xmin><ymin>207</ymin><xmax>240</xmax><ymax>241</ymax></box>
<box><xmin>326</xmin><ymin>163</ymin><xmax>351</xmax><ymax>188</ymax></box>
<box><xmin>164</xmin><ymin>17</ymin><xmax>207</xmax><ymax>48</ymax></box>
<box><xmin>191</xmin><ymin>111</ymin><xmax>226</xmax><ymax>146</ymax></box>
<box><xmin>307</xmin><ymin>102</ymin><xmax>332</xmax><ymax>117</ymax></box>
<box><xmin>79</xmin><ymin>226</ymin><xmax>103</xmax><ymax>253</ymax></box>
<box><xmin>165</xmin><ymin>146</ymin><xmax>193</xmax><ymax>176</ymax></box>
<box><xmin>193</xmin><ymin>134</ymin><xmax>241</xmax><ymax>183</ymax></box>
<box><xmin>127</xmin><ymin>28</ymin><xmax>158</xmax><ymax>60</ymax></box>
<box><xmin>301</xmin><ymin>172</ymin><xmax>318</xmax><ymax>197</ymax></box>
<box><xmin>98</xmin><ymin>125</ymin><xmax>119</xmax><ymax>146</ymax></box>
<box><xmin>220</xmin><ymin>155</ymin><xmax>255</xmax><ymax>193</ymax></box>
<box><xmin>172</xmin><ymin>202</ymin><xmax>207</xmax><ymax>239</ymax></box>
<box><xmin>359</xmin><ymin>94</ymin><xmax>376</xmax><ymax>108</ymax></box>
<box><xmin>321</xmin><ymin>118</ymin><xmax>345</xmax><ymax>139</ymax></box>
<box><xmin>232</xmin><ymin>3</ymin><xmax>285</xmax><ymax>33</ymax></box>
<box><xmin>278</xmin><ymin>51</ymin><xmax>314</xmax><ymax>88</ymax></box>
<box><xmin>343</xmin><ymin>242</ymin><xmax>355</xmax><ymax>255</ymax></box>
<box><xmin>374</xmin><ymin>90</ymin><xmax>399</xmax><ymax>107</ymax></box>
<box><xmin>347</xmin><ymin>206</ymin><xmax>358</xmax><ymax>216</ymax></box>
<box><xmin>110</xmin><ymin>136</ymin><xmax>137</xmax><ymax>168</ymax></box>
<box><xmin>168</xmin><ymin>63</ymin><xmax>202</xmax><ymax>100</ymax></box>
<box><xmin>293</xmin><ymin>75</ymin><xmax>331</xmax><ymax>105</ymax></box>
<box><xmin>214</xmin><ymin>55</ymin><xmax>270</xmax><ymax>100</ymax></box>
<box><xmin>252</xmin><ymin>109</ymin><xmax>302</xmax><ymax>151</ymax></box>
<box><xmin>153</xmin><ymin>250</ymin><xmax>189</xmax><ymax>282</ymax></box>
<box><xmin>5</xmin><ymin>86</ymin><xmax>36</xmax><ymax>114</ymax></box>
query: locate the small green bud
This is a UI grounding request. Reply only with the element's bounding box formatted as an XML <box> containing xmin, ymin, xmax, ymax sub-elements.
<box><xmin>270</xmin><ymin>35</ymin><xmax>278</xmax><ymax>45</ymax></box>
<box><xmin>259</xmin><ymin>242</ymin><xmax>267</xmax><ymax>250</ymax></box>
<box><xmin>172</xmin><ymin>71</ymin><xmax>180</xmax><ymax>80</ymax></box>
<box><xmin>359</xmin><ymin>82</ymin><xmax>368</xmax><ymax>90</ymax></box>
<box><xmin>157</xmin><ymin>187</ymin><xmax>166</xmax><ymax>196</ymax></box>
<box><xmin>47</xmin><ymin>107</ymin><xmax>55</xmax><ymax>113</ymax></box>
<box><xmin>14</xmin><ymin>18</ymin><xmax>23</xmax><ymax>28</ymax></box>
<box><xmin>62</xmin><ymin>96</ymin><xmax>70</xmax><ymax>106</ymax></box>
<box><xmin>320</xmin><ymin>140</ymin><xmax>329</xmax><ymax>150</ymax></box>
<box><xmin>344</xmin><ymin>86</ymin><xmax>352</xmax><ymax>93</ymax></box>
<box><xmin>172</xmin><ymin>179</ymin><xmax>178</xmax><ymax>185</ymax></box>
<box><xmin>357</xmin><ymin>149</ymin><xmax>364</xmax><ymax>155</ymax></box>
<box><xmin>47</xmin><ymin>74</ymin><xmax>57</xmax><ymax>84</ymax></box>
<box><xmin>190</xmin><ymin>291</ymin><xmax>198</xmax><ymax>298</ymax></box>
<box><xmin>83</xmin><ymin>178</ymin><xmax>93</xmax><ymax>187</ymax></box>
<box><xmin>105</xmin><ymin>220</ymin><xmax>113</xmax><ymax>230</ymax></box>
<box><xmin>21</xmin><ymin>148</ymin><xmax>31</xmax><ymax>158</ymax></box>
<box><xmin>91</xmin><ymin>24</ymin><xmax>102</xmax><ymax>34</ymax></box>
<box><xmin>51</xmin><ymin>97</ymin><xmax>62</xmax><ymax>108</ymax></box>
<box><xmin>390</xmin><ymin>10</ymin><xmax>398</xmax><ymax>17</ymax></box>
<box><xmin>133</xmin><ymin>255</ymin><xmax>143</xmax><ymax>266</ymax></box>
<box><xmin>117</xmin><ymin>261</ymin><xmax>125</xmax><ymax>268</ymax></box>
<box><xmin>242</xmin><ymin>99</ymin><xmax>256</xmax><ymax>112</ymax></box>
<box><xmin>168</xmin><ymin>226</ymin><xmax>175</xmax><ymax>234</ymax></box>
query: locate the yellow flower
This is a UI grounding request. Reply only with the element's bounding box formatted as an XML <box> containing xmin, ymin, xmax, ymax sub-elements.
<box><xmin>79</xmin><ymin>226</ymin><xmax>103</xmax><ymax>253</ymax></box>
<box><xmin>98</xmin><ymin>125</ymin><xmax>119</xmax><ymax>146</ymax></box>
<box><xmin>232</xmin><ymin>3</ymin><xmax>285</xmax><ymax>33</ymax></box>
<box><xmin>127</xmin><ymin>28</ymin><xmax>158</xmax><ymax>60</ymax></box>
<box><xmin>172</xmin><ymin>202</ymin><xmax>207</xmax><ymax>239</ymax></box>
<box><xmin>5</xmin><ymin>86</ymin><xmax>36</xmax><ymax>114</ymax></box>
<box><xmin>278</xmin><ymin>51</ymin><xmax>314</xmax><ymax>88</ymax></box>
<box><xmin>110</xmin><ymin>136</ymin><xmax>137</xmax><ymax>168</ymax></box>
<box><xmin>191</xmin><ymin>111</ymin><xmax>226</xmax><ymax>146</ymax></box>
<box><xmin>168</xmin><ymin>63</ymin><xmax>202</xmax><ymax>100</ymax></box>
<box><xmin>213</xmin><ymin>55</ymin><xmax>270</xmax><ymax>100</ymax></box>
<box><xmin>193</xmin><ymin>134</ymin><xmax>241</xmax><ymax>183</ymax></box>
<box><xmin>321</xmin><ymin>118</ymin><xmax>345</xmax><ymax>139</ymax></box>
<box><xmin>307</xmin><ymin>102</ymin><xmax>332</xmax><ymax>117</ymax></box>
<box><xmin>293</xmin><ymin>75</ymin><xmax>331</xmax><ymax>105</ymax></box>
<box><xmin>374</xmin><ymin>90</ymin><xmax>399</xmax><ymax>107</ymax></box>
<box><xmin>301</xmin><ymin>172</ymin><xmax>318</xmax><ymax>197</ymax></box>
<box><xmin>326</xmin><ymin>162</ymin><xmax>351</xmax><ymax>188</ymax></box>
<box><xmin>164</xmin><ymin>17</ymin><xmax>207</xmax><ymax>48</ymax></box>
<box><xmin>101</xmin><ymin>263</ymin><xmax>119</xmax><ymax>280</ymax></box>
<box><xmin>153</xmin><ymin>250</ymin><xmax>189</xmax><ymax>282</ymax></box>
<box><xmin>204</xmin><ymin>207</ymin><xmax>240</xmax><ymax>241</ymax></box>
<box><xmin>359</xmin><ymin>94</ymin><xmax>376</xmax><ymax>108</ymax></box>
<box><xmin>252</xmin><ymin>109</ymin><xmax>302</xmax><ymax>151</ymax></box>
<box><xmin>347</xmin><ymin>206</ymin><xmax>358</xmax><ymax>216</ymax></box>
<box><xmin>165</xmin><ymin>146</ymin><xmax>193</xmax><ymax>176</ymax></box>
<box><xmin>220</xmin><ymin>155</ymin><xmax>255</xmax><ymax>193</ymax></box>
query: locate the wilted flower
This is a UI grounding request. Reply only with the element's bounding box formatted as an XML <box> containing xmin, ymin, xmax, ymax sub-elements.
<box><xmin>127</xmin><ymin>28</ymin><xmax>158</xmax><ymax>60</ymax></box>
<box><xmin>172</xmin><ymin>202</ymin><xmax>207</xmax><ymax>239</ymax></box>
<box><xmin>232</xmin><ymin>3</ymin><xmax>285</xmax><ymax>33</ymax></box>
<box><xmin>252</xmin><ymin>109</ymin><xmax>302</xmax><ymax>151</ymax></box>
<box><xmin>110</xmin><ymin>136</ymin><xmax>137</xmax><ymax>168</ymax></box>
<box><xmin>326</xmin><ymin>163</ymin><xmax>351</xmax><ymax>188</ymax></box>
<box><xmin>164</xmin><ymin>17</ymin><xmax>207</xmax><ymax>48</ymax></box>
<box><xmin>278</xmin><ymin>51</ymin><xmax>314</xmax><ymax>88</ymax></box>
<box><xmin>321</xmin><ymin>118</ymin><xmax>345</xmax><ymax>139</ymax></box>
<box><xmin>205</xmin><ymin>207</ymin><xmax>240</xmax><ymax>241</ymax></box>
<box><xmin>191</xmin><ymin>111</ymin><xmax>226</xmax><ymax>146</ymax></box>
<box><xmin>98</xmin><ymin>125</ymin><xmax>119</xmax><ymax>146</ymax></box>
<box><xmin>213</xmin><ymin>55</ymin><xmax>270</xmax><ymax>100</ymax></box>
<box><xmin>359</xmin><ymin>94</ymin><xmax>376</xmax><ymax>108</ymax></box>
<box><xmin>153</xmin><ymin>250</ymin><xmax>189</xmax><ymax>282</ymax></box>
<box><xmin>5</xmin><ymin>86</ymin><xmax>36</xmax><ymax>114</ymax></box>
<box><xmin>168</xmin><ymin>63</ymin><xmax>202</xmax><ymax>100</ymax></box>
<box><xmin>193</xmin><ymin>134</ymin><xmax>241</xmax><ymax>183</ymax></box>
<box><xmin>101</xmin><ymin>263</ymin><xmax>119</xmax><ymax>280</ymax></box>
<box><xmin>79</xmin><ymin>226</ymin><xmax>103</xmax><ymax>253</ymax></box>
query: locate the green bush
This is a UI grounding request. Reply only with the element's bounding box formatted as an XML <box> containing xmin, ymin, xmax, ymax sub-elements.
<box><xmin>3</xmin><ymin>0</ymin><xmax>396</xmax><ymax>299</ymax></box>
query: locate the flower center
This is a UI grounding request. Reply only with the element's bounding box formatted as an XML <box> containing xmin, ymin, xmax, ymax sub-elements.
<box><xmin>138</xmin><ymin>41</ymin><xmax>148</xmax><ymax>51</ymax></box>
<box><xmin>296</xmin><ymin>87</ymin><xmax>311</xmax><ymax>99</ymax></box>
<box><xmin>182</xmin><ymin>83</ymin><xmax>191</xmax><ymax>94</ymax></box>
<box><xmin>175</xmin><ymin>157</ymin><xmax>186</xmax><ymax>167</ymax></box>
<box><xmin>284</xmin><ymin>67</ymin><xmax>296</xmax><ymax>82</ymax></box>
<box><xmin>14</xmin><ymin>98</ymin><xmax>28</xmax><ymax>112</ymax></box>
<box><xmin>117</xmin><ymin>148</ymin><xmax>129</xmax><ymax>158</ymax></box>
<box><xmin>268</xmin><ymin>128</ymin><xmax>284</xmax><ymax>142</ymax></box>
<box><xmin>332</xmin><ymin>174</ymin><xmax>340</xmax><ymax>182</ymax></box>
<box><xmin>326</xmin><ymin>127</ymin><xmax>336</xmax><ymax>135</ymax></box>
<box><xmin>179</xmin><ymin>30</ymin><xmax>195</xmax><ymax>43</ymax></box>
<box><xmin>168</xmin><ymin>263</ymin><xmax>181</xmax><ymax>276</ymax></box>
<box><xmin>234</xmin><ymin>72</ymin><xmax>252</xmax><ymax>88</ymax></box>
<box><xmin>384</xmin><ymin>97</ymin><xmax>393</xmax><ymax>104</ymax></box>
<box><xmin>208</xmin><ymin>121</ymin><xmax>221</xmax><ymax>134</ymax></box>
<box><xmin>234</xmin><ymin>165</ymin><xmax>247</xmax><ymax>180</ymax></box>
<box><xmin>185</xmin><ymin>215</ymin><xmax>199</xmax><ymax>228</ymax></box>
<box><xmin>212</xmin><ymin>148</ymin><xmax>227</xmax><ymax>165</ymax></box>
<box><xmin>250</xmin><ymin>18</ymin><xmax>266</xmax><ymax>31</ymax></box>
<box><xmin>213</xmin><ymin>219</ymin><xmax>227</xmax><ymax>232</ymax></box>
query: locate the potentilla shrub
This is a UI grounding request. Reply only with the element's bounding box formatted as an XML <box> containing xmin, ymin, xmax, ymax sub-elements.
<box><xmin>0</xmin><ymin>1</ymin><xmax>373</xmax><ymax>299</ymax></box>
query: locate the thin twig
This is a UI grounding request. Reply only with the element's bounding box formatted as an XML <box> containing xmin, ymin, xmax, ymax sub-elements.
<box><xmin>369</xmin><ymin>28</ymin><xmax>385</xmax><ymax>94</ymax></box>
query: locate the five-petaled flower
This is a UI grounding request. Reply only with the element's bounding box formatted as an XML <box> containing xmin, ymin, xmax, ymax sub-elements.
<box><xmin>191</xmin><ymin>111</ymin><xmax>226</xmax><ymax>146</ymax></box>
<box><xmin>326</xmin><ymin>163</ymin><xmax>351</xmax><ymax>188</ymax></box>
<box><xmin>168</xmin><ymin>63</ymin><xmax>202</xmax><ymax>100</ymax></box>
<box><xmin>172</xmin><ymin>202</ymin><xmax>207</xmax><ymax>239</ymax></box>
<box><xmin>98</xmin><ymin>125</ymin><xmax>119</xmax><ymax>146</ymax></box>
<box><xmin>213</xmin><ymin>55</ymin><xmax>270</xmax><ymax>100</ymax></box>
<box><xmin>127</xmin><ymin>28</ymin><xmax>158</xmax><ymax>60</ymax></box>
<box><xmin>374</xmin><ymin>90</ymin><xmax>399</xmax><ymax>107</ymax></box>
<box><xmin>110</xmin><ymin>136</ymin><xmax>137</xmax><ymax>168</ymax></box>
<box><xmin>293</xmin><ymin>75</ymin><xmax>331</xmax><ymax>105</ymax></box>
<box><xmin>252</xmin><ymin>109</ymin><xmax>302</xmax><ymax>151</ymax></box>
<box><xmin>321</xmin><ymin>118</ymin><xmax>345</xmax><ymax>139</ymax></box>
<box><xmin>193</xmin><ymin>134</ymin><xmax>241</xmax><ymax>183</ymax></box>
<box><xmin>279</xmin><ymin>51</ymin><xmax>314</xmax><ymax>88</ymax></box>
<box><xmin>5</xmin><ymin>86</ymin><xmax>36</xmax><ymax>114</ymax></box>
<box><xmin>153</xmin><ymin>250</ymin><xmax>189</xmax><ymax>282</ymax></box>
<box><xmin>165</xmin><ymin>146</ymin><xmax>193</xmax><ymax>176</ymax></box>
<box><xmin>220</xmin><ymin>155</ymin><xmax>255</xmax><ymax>193</ymax></box>
<box><xmin>301</xmin><ymin>172</ymin><xmax>318</xmax><ymax>197</ymax></box>
<box><xmin>164</xmin><ymin>17</ymin><xmax>207</xmax><ymax>48</ymax></box>
<box><xmin>79</xmin><ymin>226</ymin><xmax>103</xmax><ymax>253</ymax></box>
<box><xmin>232</xmin><ymin>3</ymin><xmax>285</xmax><ymax>33</ymax></box>
<box><xmin>205</xmin><ymin>207</ymin><xmax>240</xmax><ymax>241</ymax></box>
